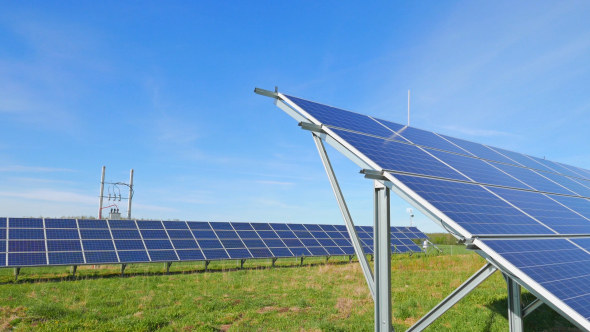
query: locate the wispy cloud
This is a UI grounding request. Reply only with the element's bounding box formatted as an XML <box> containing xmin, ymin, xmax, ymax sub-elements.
<box><xmin>441</xmin><ymin>125</ymin><xmax>517</xmax><ymax>138</ymax></box>
<box><xmin>0</xmin><ymin>189</ymin><xmax>95</xmax><ymax>204</ymax></box>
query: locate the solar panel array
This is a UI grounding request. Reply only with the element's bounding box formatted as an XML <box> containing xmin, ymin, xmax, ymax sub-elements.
<box><xmin>0</xmin><ymin>218</ymin><xmax>426</xmax><ymax>267</ymax></box>
<box><xmin>282</xmin><ymin>94</ymin><xmax>590</xmax><ymax>324</ymax></box>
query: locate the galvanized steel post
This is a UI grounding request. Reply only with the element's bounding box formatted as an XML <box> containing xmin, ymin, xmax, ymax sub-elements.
<box><xmin>374</xmin><ymin>181</ymin><xmax>392</xmax><ymax>332</ymax></box>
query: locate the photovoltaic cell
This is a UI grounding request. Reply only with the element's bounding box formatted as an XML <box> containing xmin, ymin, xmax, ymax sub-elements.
<box><xmin>489</xmin><ymin>162</ymin><xmax>575</xmax><ymax>195</ymax></box>
<box><xmin>85</xmin><ymin>251</ymin><xmax>118</xmax><ymax>264</ymax></box>
<box><xmin>439</xmin><ymin>134</ymin><xmax>516</xmax><ymax>165</ymax></box>
<box><xmin>45</xmin><ymin>219</ymin><xmax>77</xmax><ymax>228</ymax></box>
<box><xmin>9</xmin><ymin>218</ymin><xmax>43</xmax><ymax>228</ymax></box>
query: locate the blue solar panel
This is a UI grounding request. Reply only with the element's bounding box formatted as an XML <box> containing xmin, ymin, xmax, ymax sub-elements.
<box><xmin>108</xmin><ymin>220</ymin><xmax>137</xmax><ymax>229</ymax></box>
<box><xmin>187</xmin><ymin>222</ymin><xmax>212</xmax><ymax>230</ymax></box>
<box><xmin>285</xmin><ymin>95</ymin><xmax>396</xmax><ymax>139</ymax></box>
<box><xmin>396</xmin><ymin>174</ymin><xmax>554</xmax><ymax>235</ymax></box>
<box><xmin>46</xmin><ymin>229</ymin><xmax>79</xmax><ymax>240</ymax></box>
<box><xmin>8</xmin><ymin>253</ymin><xmax>46</xmax><ymax>266</ymax></box>
<box><xmin>300</xmin><ymin>239</ymin><xmax>321</xmax><ymax>246</ymax></box>
<box><xmin>312</xmin><ymin>231</ymin><xmax>330</xmax><ymax>239</ymax></box>
<box><xmin>237</xmin><ymin>231</ymin><xmax>260</xmax><ymax>239</ymax></box>
<box><xmin>539</xmin><ymin>172</ymin><xmax>590</xmax><ymax>197</ymax></box>
<box><xmin>111</xmin><ymin>230</ymin><xmax>141</xmax><ymax>239</ymax></box>
<box><xmin>256</xmin><ymin>231</ymin><xmax>279</xmax><ymax>239</ymax></box>
<box><xmin>484</xmin><ymin>239</ymin><xmax>590</xmax><ymax>320</ymax></box>
<box><xmin>144</xmin><ymin>240</ymin><xmax>173</xmax><ymax>250</ymax></box>
<box><xmin>327</xmin><ymin>232</ymin><xmax>345</xmax><ymax>239</ymax></box>
<box><xmin>325</xmin><ymin>247</ymin><xmax>345</xmax><ymax>255</ymax></box>
<box><xmin>216</xmin><ymin>231</ymin><xmax>239</xmax><ymax>239</ymax></box>
<box><xmin>270</xmin><ymin>223</ymin><xmax>290</xmax><ymax>231</ymax></box>
<box><xmin>1</xmin><ymin>229</ymin><xmax>7</xmax><ymax>240</ymax></box>
<box><xmin>0</xmin><ymin>255</ymin><xmax>5</xmax><ymax>266</ymax></box>
<box><xmin>140</xmin><ymin>230</ymin><xmax>168</xmax><ymax>239</ymax></box>
<box><xmin>226</xmin><ymin>249</ymin><xmax>252</xmax><ymax>259</ymax></box>
<box><xmin>0</xmin><ymin>218</ymin><xmax>6</xmax><ymax>228</ymax></box>
<box><xmin>82</xmin><ymin>240</ymin><xmax>115</xmax><ymax>251</ymax></box>
<box><xmin>85</xmin><ymin>251</ymin><xmax>118</xmax><ymax>264</ymax></box>
<box><xmin>163</xmin><ymin>221</ymin><xmax>188</xmax><ymax>229</ymax></box>
<box><xmin>263</xmin><ymin>239</ymin><xmax>286</xmax><ymax>247</ymax></box>
<box><xmin>486</xmin><ymin>146</ymin><xmax>557</xmax><ymax>173</ymax></box>
<box><xmin>202</xmin><ymin>249</ymin><xmax>229</xmax><ymax>260</ymax></box>
<box><xmin>176</xmin><ymin>250</ymin><xmax>204</xmax><ymax>260</ymax></box>
<box><xmin>427</xmin><ymin>149</ymin><xmax>531</xmax><ymax>190</ymax></box>
<box><xmin>488</xmin><ymin>187</ymin><xmax>590</xmax><ymax>234</ymax></box>
<box><xmin>283</xmin><ymin>239</ymin><xmax>304</xmax><ymax>247</ymax></box>
<box><xmin>80</xmin><ymin>229</ymin><xmax>112</xmax><ymax>239</ymax></box>
<box><xmin>118</xmin><ymin>250</ymin><xmax>150</xmax><ymax>262</ymax></box>
<box><xmin>210</xmin><ymin>222</ymin><xmax>233</xmax><ymax>230</ymax></box>
<box><xmin>149</xmin><ymin>250</ymin><xmax>178</xmax><ymax>261</ymax></box>
<box><xmin>294</xmin><ymin>231</ymin><xmax>313</xmax><ymax>238</ymax></box>
<box><xmin>248</xmin><ymin>248</ymin><xmax>273</xmax><ymax>258</ymax></box>
<box><xmin>137</xmin><ymin>220</ymin><xmax>164</xmax><ymax>229</ymax></box>
<box><xmin>167</xmin><ymin>230</ymin><xmax>193</xmax><ymax>238</ymax></box>
<box><xmin>115</xmin><ymin>240</ymin><xmax>145</xmax><ymax>250</ymax></box>
<box><xmin>45</xmin><ymin>219</ymin><xmax>77</xmax><ymax>228</ymax></box>
<box><xmin>376</xmin><ymin>120</ymin><xmax>469</xmax><ymax>155</ymax></box>
<box><xmin>242</xmin><ymin>239</ymin><xmax>266</xmax><ymax>248</ymax></box>
<box><xmin>287</xmin><ymin>224</ymin><xmax>307</xmax><ymax>231</ymax></box>
<box><xmin>489</xmin><ymin>162</ymin><xmax>575</xmax><ymax>195</ymax></box>
<box><xmin>439</xmin><ymin>135</ymin><xmax>516</xmax><ymax>164</ymax></box>
<box><xmin>197</xmin><ymin>239</ymin><xmax>224</xmax><ymax>249</ymax></box>
<box><xmin>10</xmin><ymin>229</ymin><xmax>45</xmax><ymax>240</ymax></box>
<box><xmin>332</xmin><ymin>128</ymin><xmax>468</xmax><ymax>181</ymax></box>
<box><xmin>231</xmin><ymin>222</ymin><xmax>253</xmax><ymax>230</ymax></box>
<box><xmin>276</xmin><ymin>231</ymin><xmax>296</xmax><ymax>238</ymax></box>
<box><xmin>78</xmin><ymin>220</ymin><xmax>108</xmax><ymax>229</ymax></box>
<box><xmin>191</xmin><ymin>230</ymin><xmax>217</xmax><ymax>239</ymax></box>
<box><xmin>9</xmin><ymin>241</ymin><xmax>45</xmax><ymax>252</ymax></box>
<box><xmin>49</xmin><ymin>252</ymin><xmax>84</xmax><ymax>265</ymax></box>
<box><xmin>172</xmin><ymin>239</ymin><xmax>199</xmax><ymax>249</ymax></box>
<box><xmin>269</xmin><ymin>248</ymin><xmax>293</xmax><ymax>257</ymax></box>
<box><xmin>526</xmin><ymin>155</ymin><xmax>584</xmax><ymax>179</ymax></box>
<box><xmin>251</xmin><ymin>223</ymin><xmax>272</xmax><ymax>231</ymax></box>
<box><xmin>318</xmin><ymin>239</ymin><xmax>337</xmax><ymax>247</ymax></box>
<box><xmin>0</xmin><ymin>241</ymin><xmax>5</xmax><ymax>252</ymax></box>
<box><xmin>307</xmin><ymin>247</ymin><xmax>328</xmax><ymax>255</ymax></box>
<box><xmin>290</xmin><ymin>247</ymin><xmax>311</xmax><ymax>256</ymax></box>
<box><xmin>47</xmin><ymin>241</ymin><xmax>82</xmax><ymax>252</ymax></box>
<box><xmin>221</xmin><ymin>239</ymin><xmax>245</xmax><ymax>249</ymax></box>
<box><xmin>9</xmin><ymin>218</ymin><xmax>43</xmax><ymax>228</ymax></box>
<box><xmin>304</xmin><ymin>224</ymin><xmax>323</xmax><ymax>231</ymax></box>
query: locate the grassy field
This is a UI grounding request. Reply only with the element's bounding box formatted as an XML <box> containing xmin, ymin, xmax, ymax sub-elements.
<box><xmin>0</xmin><ymin>246</ymin><xmax>579</xmax><ymax>331</ymax></box>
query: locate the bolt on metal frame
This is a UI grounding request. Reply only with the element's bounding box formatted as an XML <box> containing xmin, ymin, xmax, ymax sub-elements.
<box><xmin>255</xmin><ymin>87</ymin><xmax>588</xmax><ymax>332</ymax></box>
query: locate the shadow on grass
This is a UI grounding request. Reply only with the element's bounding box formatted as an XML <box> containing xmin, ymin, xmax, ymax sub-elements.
<box><xmin>0</xmin><ymin>258</ymin><xmax>364</xmax><ymax>285</ymax></box>
<box><xmin>486</xmin><ymin>292</ymin><xmax>581</xmax><ymax>332</ymax></box>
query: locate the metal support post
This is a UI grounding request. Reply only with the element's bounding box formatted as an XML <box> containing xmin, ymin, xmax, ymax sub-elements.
<box><xmin>313</xmin><ymin>133</ymin><xmax>375</xmax><ymax>300</ymax></box>
<box><xmin>120</xmin><ymin>264</ymin><xmax>127</xmax><ymax>277</ymax></box>
<box><xmin>300</xmin><ymin>256</ymin><xmax>305</xmax><ymax>266</ymax></box>
<box><xmin>165</xmin><ymin>262</ymin><xmax>172</xmax><ymax>274</ymax></box>
<box><xmin>71</xmin><ymin>265</ymin><xmax>78</xmax><ymax>276</ymax></box>
<box><xmin>326</xmin><ymin>256</ymin><xmax>330</xmax><ymax>263</ymax></box>
<box><xmin>127</xmin><ymin>169</ymin><xmax>134</xmax><ymax>220</ymax></box>
<box><xmin>204</xmin><ymin>260</ymin><xmax>211</xmax><ymax>272</ymax></box>
<box><xmin>14</xmin><ymin>268</ymin><xmax>20</xmax><ymax>281</ymax></box>
<box><xmin>505</xmin><ymin>274</ymin><xmax>524</xmax><ymax>332</ymax></box>
<box><xmin>98</xmin><ymin>166</ymin><xmax>105</xmax><ymax>219</ymax></box>
<box><xmin>406</xmin><ymin>263</ymin><xmax>497</xmax><ymax>332</ymax></box>
<box><xmin>523</xmin><ymin>298</ymin><xmax>543</xmax><ymax>317</ymax></box>
<box><xmin>374</xmin><ymin>181</ymin><xmax>392</xmax><ymax>332</ymax></box>
<box><xmin>349</xmin><ymin>255</ymin><xmax>353</xmax><ymax>263</ymax></box>
<box><xmin>240</xmin><ymin>259</ymin><xmax>246</xmax><ymax>269</ymax></box>
<box><xmin>370</xmin><ymin>254</ymin><xmax>374</xmax><ymax>262</ymax></box>
<box><xmin>271</xmin><ymin>258</ymin><xmax>278</xmax><ymax>267</ymax></box>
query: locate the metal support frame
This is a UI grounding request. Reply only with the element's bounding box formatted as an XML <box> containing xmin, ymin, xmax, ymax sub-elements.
<box><xmin>326</xmin><ymin>256</ymin><xmax>330</xmax><ymax>263</ymax></box>
<box><xmin>165</xmin><ymin>262</ymin><xmax>172</xmax><ymax>274</ymax></box>
<box><xmin>504</xmin><ymin>274</ymin><xmax>524</xmax><ymax>332</ymax></box>
<box><xmin>407</xmin><ymin>262</ymin><xmax>497</xmax><ymax>331</ymax></box>
<box><xmin>14</xmin><ymin>267</ymin><xmax>20</xmax><ymax>281</ymax></box>
<box><xmin>271</xmin><ymin>258</ymin><xmax>278</xmax><ymax>267</ymax></box>
<box><xmin>374</xmin><ymin>181</ymin><xmax>392</xmax><ymax>332</ymax></box>
<box><xmin>523</xmin><ymin>298</ymin><xmax>543</xmax><ymax>317</ymax></box>
<box><xmin>204</xmin><ymin>260</ymin><xmax>211</xmax><ymax>272</ymax></box>
<box><xmin>313</xmin><ymin>133</ymin><xmax>376</xmax><ymax>300</ymax></box>
<box><xmin>349</xmin><ymin>255</ymin><xmax>353</xmax><ymax>263</ymax></box>
<box><xmin>300</xmin><ymin>256</ymin><xmax>305</xmax><ymax>266</ymax></box>
<box><xmin>120</xmin><ymin>264</ymin><xmax>127</xmax><ymax>277</ymax></box>
<box><xmin>240</xmin><ymin>259</ymin><xmax>246</xmax><ymax>269</ymax></box>
<box><xmin>71</xmin><ymin>265</ymin><xmax>78</xmax><ymax>277</ymax></box>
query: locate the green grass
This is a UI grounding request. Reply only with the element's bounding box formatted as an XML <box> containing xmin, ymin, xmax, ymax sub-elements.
<box><xmin>0</xmin><ymin>247</ymin><xmax>579</xmax><ymax>331</ymax></box>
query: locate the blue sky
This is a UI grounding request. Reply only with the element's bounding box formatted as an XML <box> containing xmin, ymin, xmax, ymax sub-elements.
<box><xmin>1</xmin><ymin>2</ymin><xmax>590</xmax><ymax>232</ymax></box>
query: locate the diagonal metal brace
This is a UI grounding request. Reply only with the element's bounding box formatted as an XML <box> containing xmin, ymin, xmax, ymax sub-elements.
<box><xmin>406</xmin><ymin>262</ymin><xmax>497</xmax><ymax>332</ymax></box>
<box><xmin>523</xmin><ymin>298</ymin><xmax>543</xmax><ymax>317</ymax></box>
<box><xmin>313</xmin><ymin>133</ymin><xmax>376</xmax><ymax>300</ymax></box>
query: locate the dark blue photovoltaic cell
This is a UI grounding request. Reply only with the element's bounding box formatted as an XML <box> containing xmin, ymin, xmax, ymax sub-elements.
<box><xmin>118</xmin><ymin>250</ymin><xmax>150</xmax><ymax>262</ymax></box>
<box><xmin>9</xmin><ymin>218</ymin><xmax>43</xmax><ymax>228</ymax></box>
<box><xmin>176</xmin><ymin>250</ymin><xmax>204</xmax><ymax>260</ymax></box>
<box><xmin>248</xmin><ymin>248</ymin><xmax>273</xmax><ymax>258</ymax></box>
<box><xmin>376</xmin><ymin>119</ymin><xmax>469</xmax><ymax>155</ymax></box>
<box><xmin>251</xmin><ymin>223</ymin><xmax>272</xmax><ymax>231</ymax></box>
<box><xmin>197</xmin><ymin>239</ymin><xmax>224</xmax><ymax>249</ymax></box>
<box><xmin>78</xmin><ymin>220</ymin><xmax>108</xmax><ymax>229</ymax></box>
<box><xmin>0</xmin><ymin>218</ymin><xmax>6</xmax><ymax>228</ymax></box>
<box><xmin>8</xmin><ymin>253</ymin><xmax>46</xmax><ymax>266</ymax></box>
<box><xmin>0</xmin><ymin>242</ymin><xmax>5</xmax><ymax>252</ymax></box>
<box><xmin>334</xmin><ymin>225</ymin><xmax>347</xmax><ymax>231</ymax></box>
<box><xmin>289</xmin><ymin>247</ymin><xmax>311</xmax><ymax>256</ymax></box>
<box><xmin>0</xmin><ymin>229</ymin><xmax>6</xmax><ymax>239</ymax></box>
<box><xmin>108</xmin><ymin>220</ymin><xmax>137</xmax><ymax>229</ymax></box>
<box><xmin>427</xmin><ymin>149</ymin><xmax>530</xmax><ymax>189</ymax></box>
<box><xmin>489</xmin><ymin>162</ymin><xmax>575</xmax><ymax>195</ymax></box>
<box><xmin>301</xmin><ymin>239</ymin><xmax>321</xmax><ymax>247</ymax></box>
<box><xmin>149</xmin><ymin>250</ymin><xmax>178</xmax><ymax>261</ymax></box>
<box><xmin>325</xmin><ymin>247</ymin><xmax>345</xmax><ymax>255</ymax></box>
<box><xmin>550</xmin><ymin>196</ymin><xmax>590</xmax><ymax>220</ymax></box>
<box><xmin>85</xmin><ymin>251</ymin><xmax>118</xmax><ymax>264</ymax></box>
<box><xmin>318</xmin><ymin>239</ymin><xmax>337</xmax><ymax>247</ymax></box>
<box><xmin>216</xmin><ymin>231</ymin><xmax>239</xmax><ymax>239</ymax></box>
<box><xmin>163</xmin><ymin>221</ymin><xmax>188</xmax><ymax>229</ymax></box>
<box><xmin>226</xmin><ymin>248</ymin><xmax>252</xmax><ymax>259</ymax></box>
<box><xmin>9</xmin><ymin>241</ymin><xmax>45</xmax><ymax>252</ymax></box>
<box><xmin>287</xmin><ymin>224</ymin><xmax>307</xmax><ymax>231</ymax></box>
<box><xmin>276</xmin><ymin>231</ymin><xmax>296</xmax><ymax>238</ymax></box>
<box><xmin>47</xmin><ymin>241</ymin><xmax>82</xmax><ymax>252</ymax></box>
<box><xmin>555</xmin><ymin>162</ymin><xmax>590</xmax><ymax>180</ymax></box>
<box><xmin>144</xmin><ymin>240</ymin><xmax>173</xmax><ymax>250</ymax></box>
<box><xmin>172</xmin><ymin>239</ymin><xmax>199</xmax><ymax>249</ymax></box>
<box><xmin>305</xmin><ymin>224</ymin><xmax>323</xmax><ymax>231</ymax></box>
<box><xmin>167</xmin><ymin>230</ymin><xmax>193</xmax><ymax>239</ymax></box>
<box><xmin>294</xmin><ymin>231</ymin><xmax>313</xmax><ymax>239</ymax></box>
<box><xmin>484</xmin><ymin>239</ymin><xmax>590</xmax><ymax>320</ymax></box>
<box><xmin>341</xmin><ymin>247</ymin><xmax>355</xmax><ymax>255</ymax></box>
<box><xmin>191</xmin><ymin>230</ymin><xmax>217</xmax><ymax>239</ymax></box>
<box><xmin>539</xmin><ymin>172</ymin><xmax>590</xmax><ymax>197</ymax></box>
<box><xmin>10</xmin><ymin>229</ymin><xmax>44</xmax><ymax>239</ymax></box>
<box><xmin>231</xmin><ymin>223</ymin><xmax>253</xmax><ymax>230</ymax></box>
<box><xmin>395</xmin><ymin>174</ymin><xmax>553</xmax><ymax>235</ymax></box>
<box><xmin>269</xmin><ymin>248</ymin><xmax>293</xmax><ymax>257</ymax></box>
<box><xmin>82</xmin><ymin>240</ymin><xmax>115</xmax><ymax>251</ymax></box>
<box><xmin>237</xmin><ymin>231</ymin><xmax>259</xmax><ymax>239</ymax></box>
<box><xmin>486</xmin><ymin>146</ymin><xmax>556</xmax><ymax>172</ymax></box>
<box><xmin>319</xmin><ymin>225</ymin><xmax>337</xmax><ymax>232</ymax></box>
<box><xmin>527</xmin><ymin>156</ymin><xmax>584</xmax><ymax>178</ymax></box>
<box><xmin>358</xmin><ymin>232</ymin><xmax>372</xmax><ymax>239</ymax></box>
<box><xmin>256</xmin><ymin>231</ymin><xmax>279</xmax><ymax>239</ymax></box>
<box><xmin>285</xmin><ymin>95</ymin><xmax>396</xmax><ymax>139</ymax></box>
<box><xmin>112</xmin><ymin>230</ymin><xmax>141</xmax><ymax>239</ymax></box>
<box><xmin>141</xmin><ymin>230</ymin><xmax>168</xmax><ymax>239</ymax></box>
<box><xmin>221</xmin><ymin>239</ymin><xmax>245</xmax><ymax>249</ymax></box>
<box><xmin>46</xmin><ymin>229</ymin><xmax>79</xmax><ymax>240</ymax></box>
<box><xmin>210</xmin><ymin>222</ymin><xmax>233</xmax><ymax>230</ymax></box>
<box><xmin>137</xmin><ymin>220</ymin><xmax>164</xmax><ymax>229</ymax></box>
<box><xmin>308</xmin><ymin>247</ymin><xmax>328</xmax><ymax>255</ymax></box>
<box><xmin>187</xmin><ymin>222</ymin><xmax>212</xmax><ymax>230</ymax></box>
<box><xmin>283</xmin><ymin>239</ymin><xmax>304</xmax><ymax>247</ymax></box>
<box><xmin>270</xmin><ymin>223</ymin><xmax>290</xmax><ymax>231</ymax></box>
<box><xmin>203</xmin><ymin>249</ymin><xmax>229</xmax><ymax>259</ymax></box>
<box><xmin>439</xmin><ymin>135</ymin><xmax>515</xmax><ymax>164</ymax></box>
<box><xmin>0</xmin><ymin>255</ymin><xmax>5</xmax><ymax>266</ymax></box>
<box><xmin>114</xmin><ymin>240</ymin><xmax>145</xmax><ymax>250</ymax></box>
<box><xmin>45</xmin><ymin>219</ymin><xmax>77</xmax><ymax>228</ymax></box>
<box><xmin>48</xmin><ymin>252</ymin><xmax>84</xmax><ymax>265</ymax></box>
<box><xmin>312</xmin><ymin>231</ymin><xmax>329</xmax><ymax>239</ymax></box>
<box><xmin>327</xmin><ymin>232</ymin><xmax>345</xmax><ymax>239</ymax></box>
<box><xmin>333</xmin><ymin>239</ymin><xmax>351</xmax><ymax>246</ymax></box>
<box><xmin>332</xmin><ymin>128</ymin><xmax>468</xmax><ymax>181</ymax></box>
<box><xmin>80</xmin><ymin>229</ymin><xmax>112</xmax><ymax>239</ymax></box>
<box><xmin>488</xmin><ymin>188</ymin><xmax>590</xmax><ymax>234</ymax></box>
<box><xmin>242</xmin><ymin>239</ymin><xmax>266</xmax><ymax>248</ymax></box>
<box><xmin>263</xmin><ymin>239</ymin><xmax>285</xmax><ymax>247</ymax></box>
<box><xmin>391</xmin><ymin>239</ymin><xmax>403</xmax><ymax>246</ymax></box>
<box><xmin>363</xmin><ymin>247</ymin><xmax>374</xmax><ymax>254</ymax></box>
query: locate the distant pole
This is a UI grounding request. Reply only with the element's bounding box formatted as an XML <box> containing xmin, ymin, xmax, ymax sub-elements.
<box><xmin>98</xmin><ymin>166</ymin><xmax>106</xmax><ymax>219</ymax></box>
<box><xmin>408</xmin><ymin>90</ymin><xmax>410</xmax><ymax>126</ymax></box>
<box><xmin>127</xmin><ymin>169</ymin><xmax>134</xmax><ymax>220</ymax></box>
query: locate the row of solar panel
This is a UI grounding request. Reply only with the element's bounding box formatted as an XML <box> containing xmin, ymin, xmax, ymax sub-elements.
<box><xmin>286</xmin><ymin>95</ymin><xmax>590</xmax><ymax>185</ymax></box>
<box><xmin>0</xmin><ymin>219</ymin><xmax>425</xmax><ymax>267</ymax></box>
<box><xmin>483</xmin><ymin>238</ymin><xmax>590</xmax><ymax>320</ymax></box>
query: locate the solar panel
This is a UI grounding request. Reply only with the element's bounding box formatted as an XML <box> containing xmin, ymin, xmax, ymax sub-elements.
<box><xmin>0</xmin><ymin>219</ymin><xmax>427</xmax><ymax>268</ymax></box>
